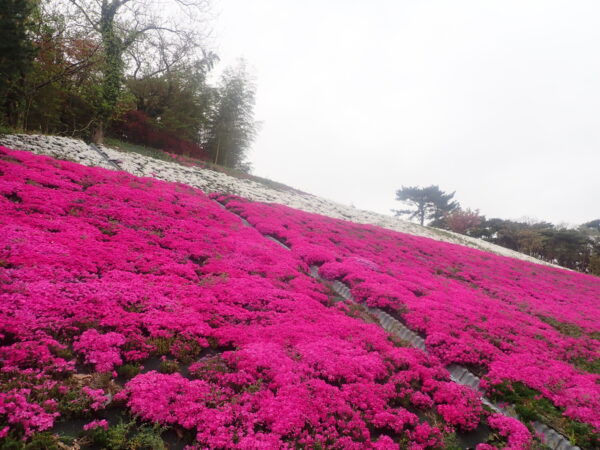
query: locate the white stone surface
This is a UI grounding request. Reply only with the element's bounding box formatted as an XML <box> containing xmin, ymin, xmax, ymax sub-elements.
<box><xmin>0</xmin><ymin>134</ymin><xmax>558</xmax><ymax>267</ymax></box>
<box><xmin>0</xmin><ymin>134</ymin><xmax>112</xmax><ymax>169</ymax></box>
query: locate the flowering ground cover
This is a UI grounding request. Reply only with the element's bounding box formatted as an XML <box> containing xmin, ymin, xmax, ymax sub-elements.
<box><xmin>216</xmin><ymin>195</ymin><xmax>600</xmax><ymax>449</ymax></box>
<box><xmin>0</xmin><ymin>134</ymin><xmax>559</xmax><ymax>267</ymax></box>
<box><xmin>0</xmin><ymin>147</ymin><xmax>536</xmax><ymax>448</ymax></box>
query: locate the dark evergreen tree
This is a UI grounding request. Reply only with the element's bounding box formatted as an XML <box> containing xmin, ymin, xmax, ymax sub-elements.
<box><xmin>583</xmin><ymin>219</ymin><xmax>600</xmax><ymax>232</ymax></box>
<box><xmin>393</xmin><ymin>185</ymin><xmax>458</xmax><ymax>226</ymax></box>
<box><xmin>204</xmin><ymin>62</ymin><xmax>257</xmax><ymax>170</ymax></box>
<box><xmin>0</xmin><ymin>0</ymin><xmax>38</xmax><ymax>127</ymax></box>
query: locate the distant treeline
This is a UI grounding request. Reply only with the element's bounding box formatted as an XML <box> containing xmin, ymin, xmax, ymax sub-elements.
<box><xmin>467</xmin><ymin>218</ymin><xmax>600</xmax><ymax>275</ymax></box>
<box><xmin>0</xmin><ymin>0</ymin><xmax>256</xmax><ymax>171</ymax></box>
<box><xmin>395</xmin><ymin>186</ymin><xmax>600</xmax><ymax>275</ymax></box>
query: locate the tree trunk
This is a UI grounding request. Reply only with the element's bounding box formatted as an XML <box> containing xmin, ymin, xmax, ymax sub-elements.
<box><xmin>91</xmin><ymin>121</ymin><xmax>104</xmax><ymax>144</ymax></box>
<box><xmin>95</xmin><ymin>7</ymin><xmax>123</xmax><ymax>145</ymax></box>
<box><xmin>214</xmin><ymin>137</ymin><xmax>220</xmax><ymax>165</ymax></box>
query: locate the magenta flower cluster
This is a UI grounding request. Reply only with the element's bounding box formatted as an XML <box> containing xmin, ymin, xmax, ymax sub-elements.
<box><xmin>73</xmin><ymin>329</ymin><xmax>126</xmax><ymax>373</ymax></box>
<box><xmin>0</xmin><ymin>147</ymin><xmax>521</xmax><ymax>447</ymax></box>
<box><xmin>0</xmin><ymin>390</ymin><xmax>59</xmax><ymax>438</ymax></box>
<box><xmin>215</xmin><ymin>195</ymin><xmax>600</xmax><ymax>435</ymax></box>
<box><xmin>83</xmin><ymin>419</ymin><xmax>109</xmax><ymax>431</ymax></box>
<box><xmin>483</xmin><ymin>414</ymin><xmax>532</xmax><ymax>450</ymax></box>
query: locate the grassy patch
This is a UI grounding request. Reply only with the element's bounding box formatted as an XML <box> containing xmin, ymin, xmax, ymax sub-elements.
<box><xmin>538</xmin><ymin>315</ymin><xmax>583</xmax><ymax>338</ymax></box>
<box><xmin>0</xmin><ymin>124</ymin><xmax>20</xmax><ymax>135</ymax></box>
<box><xmin>1</xmin><ymin>431</ymin><xmax>70</xmax><ymax>449</ymax></box>
<box><xmin>344</xmin><ymin>302</ymin><xmax>380</xmax><ymax>325</ymax></box>
<box><xmin>571</xmin><ymin>357</ymin><xmax>600</xmax><ymax>375</ymax></box>
<box><xmin>84</xmin><ymin>419</ymin><xmax>167</xmax><ymax>450</ymax></box>
<box><xmin>148</xmin><ymin>337</ymin><xmax>175</xmax><ymax>356</ymax></box>
<box><xmin>488</xmin><ymin>380</ymin><xmax>599</xmax><ymax>448</ymax></box>
<box><xmin>104</xmin><ymin>138</ymin><xmax>177</xmax><ymax>163</ymax></box>
<box><xmin>158</xmin><ymin>359</ymin><xmax>180</xmax><ymax>374</ymax></box>
<box><xmin>117</xmin><ymin>363</ymin><xmax>141</xmax><ymax>379</ymax></box>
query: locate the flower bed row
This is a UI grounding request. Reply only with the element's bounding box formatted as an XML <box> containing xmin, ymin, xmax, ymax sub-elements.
<box><xmin>216</xmin><ymin>195</ymin><xmax>600</xmax><ymax>448</ymax></box>
<box><xmin>0</xmin><ymin>134</ymin><xmax>556</xmax><ymax>266</ymax></box>
<box><xmin>0</xmin><ymin>147</ymin><xmax>528</xmax><ymax>448</ymax></box>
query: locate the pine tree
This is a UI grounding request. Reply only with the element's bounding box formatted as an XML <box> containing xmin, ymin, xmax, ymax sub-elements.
<box><xmin>393</xmin><ymin>185</ymin><xmax>459</xmax><ymax>226</ymax></box>
<box><xmin>0</xmin><ymin>0</ymin><xmax>37</xmax><ymax>127</ymax></box>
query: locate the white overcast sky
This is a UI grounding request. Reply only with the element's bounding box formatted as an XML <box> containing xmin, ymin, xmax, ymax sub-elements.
<box><xmin>210</xmin><ymin>0</ymin><xmax>599</xmax><ymax>224</ymax></box>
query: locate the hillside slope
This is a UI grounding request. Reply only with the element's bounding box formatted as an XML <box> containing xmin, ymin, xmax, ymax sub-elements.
<box><xmin>0</xmin><ymin>134</ymin><xmax>559</xmax><ymax>268</ymax></box>
<box><xmin>216</xmin><ymin>194</ymin><xmax>600</xmax><ymax>446</ymax></box>
<box><xmin>0</xmin><ymin>146</ymin><xmax>546</xmax><ymax>448</ymax></box>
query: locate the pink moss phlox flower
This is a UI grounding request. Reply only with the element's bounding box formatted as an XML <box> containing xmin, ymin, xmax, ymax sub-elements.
<box><xmin>3</xmin><ymin>147</ymin><xmax>591</xmax><ymax>446</ymax></box>
<box><xmin>487</xmin><ymin>413</ymin><xmax>532</xmax><ymax>449</ymax></box>
<box><xmin>408</xmin><ymin>422</ymin><xmax>444</xmax><ymax>449</ymax></box>
<box><xmin>216</xmin><ymin>194</ymin><xmax>600</xmax><ymax>432</ymax></box>
<box><xmin>371</xmin><ymin>409</ymin><xmax>418</xmax><ymax>432</ymax></box>
<box><xmin>81</xmin><ymin>386</ymin><xmax>109</xmax><ymax>411</ymax></box>
<box><xmin>83</xmin><ymin>419</ymin><xmax>109</xmax><ymax>431</ymax></box>
<box><xmin>73</xmin><ymin>329</ymin><xmax>126</xmax><ymax>373</ymax></box>
<box><xmin>0</xmin><ymin>389</ymin><xmax>59</xmax><ymax>437</ymax></box>
<box><xmin>432</xmin><ymin>383</ymin><xmax>484</xmax><ymax>431</ymax></box>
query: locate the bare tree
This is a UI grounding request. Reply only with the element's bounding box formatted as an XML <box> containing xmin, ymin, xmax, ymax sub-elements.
<box><xmin>58</xmin><ymin>0</ymin><xmax>211</xmax><ymax>142</ymax></box>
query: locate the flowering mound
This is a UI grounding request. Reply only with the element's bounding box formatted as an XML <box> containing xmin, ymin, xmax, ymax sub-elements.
<box><xmin>0</xmin><ymin>147</ymin><xmax>523</xmax><ymax>448</ymax></box>
<box><xmin>216</xmin><ymin>195</ymin><xmax>600</xmax><ymax>448</ymax></box>
<box><xmin>0</xmin><ymin>133</ymin><xmax>558</xmax><ymax>266</ymax></box>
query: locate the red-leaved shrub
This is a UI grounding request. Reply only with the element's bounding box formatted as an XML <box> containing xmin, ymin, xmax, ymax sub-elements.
<box><xmin>111</xmin><ymin>110</ymin><xmax>208</xmax><ymax>160</ymax></box>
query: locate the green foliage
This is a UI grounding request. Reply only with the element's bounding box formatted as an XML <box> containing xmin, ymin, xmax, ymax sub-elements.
<box><xmin>1</xmin><ymin>2</ymin><xmax>105</xmax><ymax>135</ymax></box>
<box><xmin>0</xmin><ymin>123</ymin><xmax>18</xmax><ymax>135</ymax></box>
<box><xmin>57</xmin><ymin>385</ymin><xmax>95</xmax><ymax>418</ymax></box>
<box><xmin>243</xmin><ymin>379</ymin><xmax>263</xmax><ymax>394</ymax></box>
<box><xmin>571</xmin><ymin>357</ymin><xmax>600</xmax><ymax>375</ymax></box>
<box><xmin>104</xmin><ymin>138</ymin><xmax>178</xmax><ymax>163</ymax></box>
<box><xmin>488</xmin><ymin>380</ymin><xmax>599</xmax><ymax>448</ymax></box>
<box><xmin>117</xmin><ymin>363</ymin><xmax>142</xmax><ymax>379</ymax></box>
<box><xmin>127</xmin><ymin>424</ymin><xmax>168</xmax><ymax>450</ymax></box>
<box><xmin>387</xmin><ymin>334</ymin><xmax>411</xmax><ymax>348</ymax></box>
<box><xmin>442</xmin><ymin>432</ymin><xmax>461</xmax><ymax>450</ymax></box>
<box><xmin>393</xmin><ymin>185</ymin><xmax>459</xmax><ymax>226</ymax></box>
<box><xmin>1</xmin><ymin>431</ymin><xmax>64</xmax><ymax>449</ymax></box>
<box><xmin>344</xmin><ymin>303</ymin><xmax>380</xmax><ymax>325</ymax></box>
<box><xmin>49</xmin><ymin>345</ymin><xmax>74</xmax><ymax>361</ymax></box>
<box><xmin>125</xmin><ymin>60</ymin><xmax>216</xmax><ymax>144</ymax></box>
<box><xmin>391</xmin><ymin>184</ymin><xmax>599</xmax><ymax>276</ymax></box>
<box><xmin>0</xmin><ymin>0</ymin><xmax>38</xmax><ymax>127</ymax></box>
<box><xmin>86</xmin><ymin>420</ymin><xmax>167</xmax><ymax>450</ymax></box>
<box><xmin>158</xmin><ymin>359</ymin><xmax>180</xmax><ymax>374</ymax></box>
<box><xmin>171</xmin><ymin>338</ymin><xmax>204</xmax><ymax>364</ymax></box>
<box><xmin>537</xmin><ymin>315</ymin><xmax>583</xmax><ymax>338</ymax></box>
<box><xmin>590</xmin><ymin>253</ymin><xmax>600</xmax><ymax>276</ymax></box>
<box><xmin>470</xmin><ymin>218</ymin><xmax>600</xmax><ymax>274</ymax></box>
<box><xmin>148</xmin><ymin>336</ymin><xmax>175</xmax><ymax>355</ymax></box>
<box><xmin>1</xmin><ymin>3</ymin><xmax>259</xmax><ymax>170</ymax></box>
<box><xmin>583</xmin><ymin>219</ymin><xmax>600</xmax><ymax>232</ymax></box>
<box><xmin>203</xmin><ymin>61</ymin><xmax>257</xmax><ymax>170</ymax></box>
<box><xmin>0</xmin><ymin>1</ymin><xmax>216</xmax><ymax>142</ymax></box>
